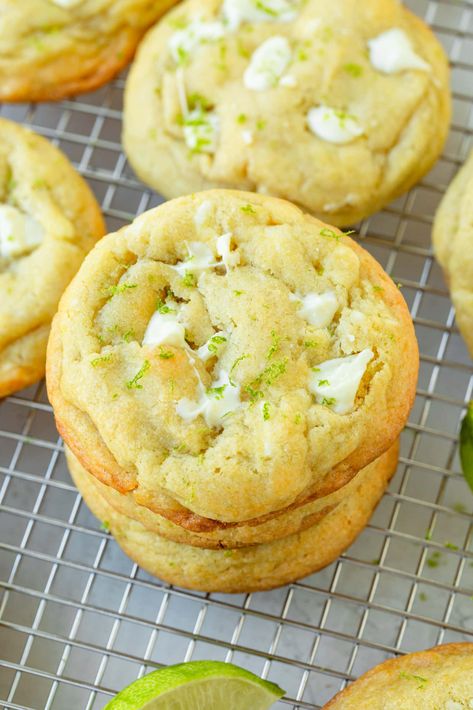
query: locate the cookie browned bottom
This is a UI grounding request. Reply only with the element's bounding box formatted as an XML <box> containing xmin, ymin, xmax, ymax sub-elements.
<box><xmin>323</xmin><ymin>643</ymin><xmax>473</xmax><ymax>709</ymax></box>
<box><xmin>65</xmin><ymin>441</ymin><xmax>399</xmax><ymax>549</ymax></box>
<box><xmin>68</xmin><ymin>445</ymin><xmax>394</xmax><ymax>593</ymax></box>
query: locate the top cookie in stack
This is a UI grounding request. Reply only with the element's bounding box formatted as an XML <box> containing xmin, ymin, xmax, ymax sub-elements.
<box><xmin>123</xmin><ymin>0</ymin><xmax>451</xmax><ymax>225</ymax></box>
<box><xmin>47</xmin><ymin>190</ymin><xmax>418</xmax><ymax>531</ymax></box>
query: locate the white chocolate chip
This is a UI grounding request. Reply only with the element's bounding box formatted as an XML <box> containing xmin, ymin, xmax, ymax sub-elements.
<box><xmin>222</xmin><ymin>0</ymin><xmax>298</xmax><ymax>31</ymax></box>
<box><xmin>0</xmin><ymin>205</ymin><xmax>44</xmax><ymax>263</ymax></box>
<box><xmin>183</xmin><ymin>108</ymin><xmax>220</xmax><ymax>154</ymax></box>
<box><xmin>143</xmin><ymin>301</ymin><xmax>187</xmax><ymax>349</ymax></box>
<box><xmin>169</xmin><ymin>19</ymin><xmax>226</xmax><ymax>63</ymax></box>
<box><xmin>51</xmin><ymin>0</ymin><xmax>83</xmax><ymax>7</ymax></box>
<box><xmin>196</xmin><ymin>331</ymin><xmax>229</xmax><ymax>362</ymax></box>
<box><xmin>307</xmin><ymin>106</ymin><xmax>364</xmax><ymax>144</ymax></box>
<box><xmin>173</xmin><ymin>241</ymin><xmax>217</xmax><ymax>278</ymax></box>
<box><xmin>310</xmin><ymin>348</ymin><xmax>374</xmax><ymax>414</ymax></box>
<box><xmin>216</xmin><ymin>232</ymin><xmax>240</xmax><ymax>271</ymax></box>
<box><xmin>279</xmin><ymin>74</ymin><xmax>297</xmax><ymax>87</ymax></box>
<box><xmin>368</xmin><ymin>28</ymin><xmax>430</xmax><ymax>74</ymax></box>
<box><xmin>176</xmin><ymin>370</ymin><xmax>242</xmax><ymax>427</ymax></box>
<box><xmin>244</xmin><ymin>36</ymin><xmax>292</xmax><ymax>91</ymax></box>
<box><xmin>290</xmin><ymin>291</ymin><xmax>338</xmax><ymax>328</ymax></box>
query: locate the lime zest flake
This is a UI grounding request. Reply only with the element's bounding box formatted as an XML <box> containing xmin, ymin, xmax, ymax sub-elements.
<box><xmin>105</xmin><ymin>282</ymin><xmax>138</xmax><ymax>297</ymax></box>
<box><xmin>399</xmin><ymin>671</ymin><xmax>428</xmax><ymax>690</ymax></box>
<box><xmin>207</xmin><ymin>384</ymin><xmax>227</xmax><ymax>400</ymax></box>
<box><xmin>241</xmin><ymin>204</ymin><xmax>256</xmax><ymax>214</ymax></box>
<box><xmin>156</xmin><ymin>298</ymin><xmax>176</xmax><ymax>314</ymax></box>
<box><xmin>126</xmin><ymin>360</ymin><xmax>151</xmax><ymax>390</ymax></box>
<box><xmin>158</xmin><ymin>349</ymin><xmax>175</xmax><ymax>360</ymax></box>
<box><xmin>343</xmin><ymin>62</ymin><xmax>363</xmax><ymax>77</ymax></box>
<box><xmin>229</xmin><ymin>354</ymin><xmax>251</xmax><ymax>386</ymax></box>
<box><xmin>208</xmin><ymin>334</ymin><xmax>227</xmax><ymax>353</ymax></box>
<box><xmin>266</xmin><ymin>330</ymin><xmax>280</xmax><ymax>360</ymax></box>
<box><xmin>181</xmin><ymin>271</ymin><xmax>198</xmax><ymax>288</ymax></box>
<box><xmin>91</xmin><ymin>354</ymin><xmax>113</xmax><ymax>367</ymax></box>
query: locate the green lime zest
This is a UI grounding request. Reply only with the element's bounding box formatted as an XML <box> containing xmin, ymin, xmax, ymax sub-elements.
<box><xmin>126</xmin><ymin>360</ymin><xmax>151</xmax><ymax>390</ymax></box>
<box><xmin>399</xmin><ymin>671</ymin><xmax>428</xmax><ymax>690</ymax></box>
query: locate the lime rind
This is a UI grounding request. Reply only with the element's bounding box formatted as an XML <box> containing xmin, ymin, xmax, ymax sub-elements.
<box><xmin>104</xmin><ymin>660</ymin><xmax>285</xmax><ymax>710</ymax></box>
<box><xmin>460</xmin><ymin>402</ymin><xmax>473</xmax><ymax>493</ymax></box>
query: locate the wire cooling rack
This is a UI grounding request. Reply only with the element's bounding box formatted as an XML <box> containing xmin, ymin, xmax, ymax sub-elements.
<box><xmin>1</xmin><ymin>1</ymin><xmax>473</xmax><ymax>708</ymax></box>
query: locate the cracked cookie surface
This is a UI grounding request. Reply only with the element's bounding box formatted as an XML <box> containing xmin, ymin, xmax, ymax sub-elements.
<box><xmin>47</xmin><ymin>190</ymin><xmax>418</xmax><ymax>526</ymax></box>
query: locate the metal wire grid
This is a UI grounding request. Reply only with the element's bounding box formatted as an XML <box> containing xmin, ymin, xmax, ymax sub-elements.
<box><xmin>0</xmin><ymin>1</ymin><xmax>473</xmax><ymax>708</ymax></box>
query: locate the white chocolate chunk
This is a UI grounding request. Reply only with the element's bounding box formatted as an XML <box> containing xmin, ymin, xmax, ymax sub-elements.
<box><xmin>290</xmin><ymin>291</ymin><xmax>338</xmax><ymax>328</ymax></box>
<box><xmin>307</xmin><ymin>106</ymin><xmax>363</xmax><ymax>144</ymax></box>
<box><xmin>183</xmin><ymin>109</ymin><xmax>220</xmax><ymax>154</ymax></box>
<box><xmin>196</xmin><ymin>331</ymin><xmax>228</xmax><ymax>362</ymax></box>
<box><xmin>0</xmin><ymin>205</ymin><xmax>44</xmax><ymax>262</ymax></box>
<box><xmin>279</xmin><ymin>74</ymin><xmax>297</xmax><ymax>87</ymax></box>
<box><xmin>176</xmin><ymin>370</ymin><xmax>242</xmax><ymax>427</ymax></box>
<box><xmin>216</xmin><ymin>232</ymin><xmax>240</xmax><ymax>271</ymax></box>
<box><xmin>445</xmin><ymin>702</ymin><xmax>464</xmax><ymax>710</ymax></box>
<box><xmin>169</xmin><ymin>20</ymin><xmax>226</xmax><ymax>63</ymax></box>
<box><xmin>368</xmin><ymin>28</ymin><xmax>430</xmax><ymax>74</ymax></box>
<box><xmin>51</xmin><ymin>0</ymin><xmax>83</xmax><ymax>7</ymax></box>
<box><xmin>173</xmin><ymin>241</ymin><xmax>216</xmax><ymax>278</ymax></box>
<box><xmin>222</xmin><ymin>0</ymin><xmax>298</xmax><ymax>30</ymax></box>
<box><xmin>242</xmin><ymin>130</ymin><xmax>254</xmax><ymax>145</ymax></box>
<box><xmin>310</xmin><ymin>348</ymin><xmax>373</xmax><ymax>414</ymax></box>
<box><xmin>143</xmin><ymin>301</ymin><xmax>187</xmax><ymax>349</ymax></box>
<box><xmin>194</xmin><ymin>200</ymin><xmax>214</xmax><ymax>228</ymax></box>
<box><xmin>244</xmin><ymin>36</ymin><xmax>292</xmax><ymax>91</ymax></box>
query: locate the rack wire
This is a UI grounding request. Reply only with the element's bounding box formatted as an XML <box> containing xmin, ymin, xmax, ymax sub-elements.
<box><xmin>1</xmin><ymin>1</ymin><xmax>473</xmax><ymax>708</ymax></box>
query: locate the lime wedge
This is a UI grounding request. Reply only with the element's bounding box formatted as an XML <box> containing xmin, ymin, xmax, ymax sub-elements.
<box><xmin>460</xmin><ymin>402</ymin><xmax>473</xmax><ymax>493</ymax></box>
<box><xmin>104</xmin><ymin>660</ymin><xmax>285</xmax><ymax>710</ymax></box>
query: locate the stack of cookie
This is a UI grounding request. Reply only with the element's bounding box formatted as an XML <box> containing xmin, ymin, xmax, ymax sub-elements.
<box><xmin>47</xmin><ymin>190</ymin><xmax>418</xmax><ymax>592</ymax></box>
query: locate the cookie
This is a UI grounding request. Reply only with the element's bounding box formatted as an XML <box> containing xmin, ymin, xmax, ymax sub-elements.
<box><xmin>323</xmin><ymin>643</ymin><xmax>473</xmax><ymax>709</ymax></box>
<box><xmin>0</xmin><ymin>118</ymin><xmax>105</xmax><ymax>399</ymax></box>
<box><xmin>67</xmin><ymin>439</ymin><xmax>395</xmax><ymax>593</ymax></box>
<box><xmin>47</xmin><ymin>190</ymin><xmax>418</xmax><ymax>528</ymax></box>
<box><xmin>123</xmin><ymin>0</ymin><xmax>450</xmax><ymax>226</ymax></box>
<box><xmin>433</xmin><ymin>150</ymin><xmax>473</xmax><ymax>358</ymax></box>
<box><xmin>0</xmin><ymin>0</ymin><xmax>179</xmax><ymax>102</ymax></box>
<box><xmin>65</xmin><ymin>441</ymin><xmax>399</xmax><ymax>548</ymax></box>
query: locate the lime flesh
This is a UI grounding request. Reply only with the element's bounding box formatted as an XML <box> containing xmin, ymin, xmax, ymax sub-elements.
<box><xmin>104</xmin><ymin>660</ymin><xmax>285</xmax><ymax>710</ymax></box>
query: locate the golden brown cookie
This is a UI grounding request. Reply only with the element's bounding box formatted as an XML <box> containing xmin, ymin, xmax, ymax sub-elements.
<box><xmin>65</xmin><ymin>440</ymin><xmax>399</xmax><ymax>548</ymax></box>
<box><xmin>323</xmin><ymin>643</ymin><xmax>473</xmax><ymax>709</ymax></box>
<box><xmin>67</xmin><ymin>439</ymin><xmax>395</xmax><ymax>593</ymax></box>
<box><xmin>0</xmin><ymin>0</ymin><xmax>179</xmax><ymax>102</ymax></box>
<box><xmin>0</xmin><ymin>118</ymin><xmax>105</xmax><ymax>398</ymax></box>
<box><xmin>433</xmin><ymin>150</ymin><xmax>473</xmax><ymax>359</ymax></box>
<box><xmin>123</xmin><ymin>0</ymin><xmax>450</xmax><ymax>225</ymax></box>
<box><xmin>47</xmin><ymin>190</ymin><xmax>418</xmax><ymax>528</ymax></box>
